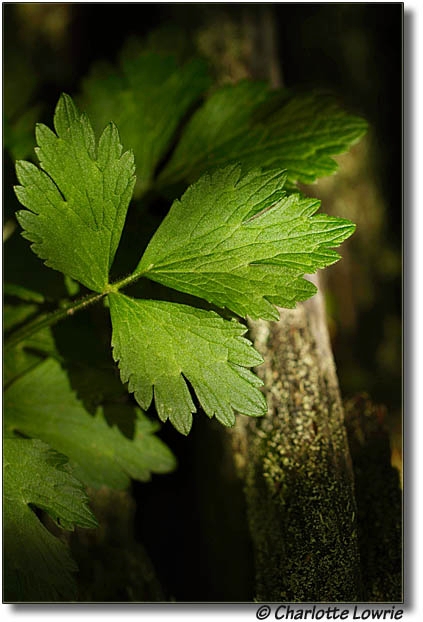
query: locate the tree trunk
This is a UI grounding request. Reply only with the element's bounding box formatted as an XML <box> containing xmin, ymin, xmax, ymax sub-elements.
<box><xmin>232</xmin><ymin>285</ymin><xmax>362</xmax><ymax>601</ymax></box>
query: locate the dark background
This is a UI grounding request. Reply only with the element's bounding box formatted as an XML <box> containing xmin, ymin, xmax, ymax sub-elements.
<box><xmin>3</xmin><ymin>3</ymin><xmax>402</xmax><ymax>601</ymax></box>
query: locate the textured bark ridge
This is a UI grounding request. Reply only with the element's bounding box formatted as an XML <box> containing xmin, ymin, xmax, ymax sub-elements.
<box><xmin>231</xmin><ymin>284</ymin><xmax>362</xmax><ymax>602</ymax></box>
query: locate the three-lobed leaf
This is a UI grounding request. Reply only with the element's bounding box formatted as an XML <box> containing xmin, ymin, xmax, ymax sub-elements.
<box><xmin>137</xmin><ymin>165</ymin><xmax>355</xmax><ymax>320</ymax></box>
<box><xmin>14</xmin><ymin>94</ymin><xmax>136</xmax><ymax>293</ymax></box>
<box><xmin>3</xmin><ymin>438</ymin><xmax>97</xmax><ymax>602</ymax></box>
<box><xmin>4</xmin><ymin>357</ymin><xmax>176</xmax><ymax>489</ymax></box>
<box><xmin>11</xmin><ymin>84</ymin><xmax>362</xmax><ymax>436</ymax></box>
<box><xmin>109</xmin><ymin>293</ymin><xmax>266</xmax><ymax>434</ymax></box>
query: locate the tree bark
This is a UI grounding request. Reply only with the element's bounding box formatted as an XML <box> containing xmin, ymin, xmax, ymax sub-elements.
<box><xmin>231</xmin><ymin>285</ymin><xmax>362</xmax><ymax>601</ymax></box>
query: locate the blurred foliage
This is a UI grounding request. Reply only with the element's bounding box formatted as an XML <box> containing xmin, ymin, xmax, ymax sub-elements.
<box><xmin>306</xmin><ymin>134</ymin><xmax>402</xmax><ymax>416</ymax></box>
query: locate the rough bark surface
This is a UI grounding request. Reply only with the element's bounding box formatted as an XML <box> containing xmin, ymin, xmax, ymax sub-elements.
<box><xmin>231</xmin><ymin>286</ymin><xmax>362</xmax><ymax>602</ymax></box>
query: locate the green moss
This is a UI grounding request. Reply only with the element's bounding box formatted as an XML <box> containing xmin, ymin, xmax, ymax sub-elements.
<box><xmin>235</xmin><ymin>310</ymin><xmax>362</xmax><ymax>602</ymax></box>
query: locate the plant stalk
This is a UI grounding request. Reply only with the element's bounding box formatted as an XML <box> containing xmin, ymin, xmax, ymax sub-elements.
<box><xmin>5</xmin><ymin>269</ymin><xmax>150</xmax><ymax>349</ymax></box>
<box><xmin>5</xmin><ymin>291</ymin><xmax>105</xmax><ymax>349</ymax></box>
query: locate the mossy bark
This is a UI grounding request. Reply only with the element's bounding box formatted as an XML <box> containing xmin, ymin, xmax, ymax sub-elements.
<box><xmin>230</xmin><ymin>286</ymin><xmax>362</xmax><ymax>602</ymax></box>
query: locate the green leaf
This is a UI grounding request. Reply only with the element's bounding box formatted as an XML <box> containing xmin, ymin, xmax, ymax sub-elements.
<box><xmin>3</xmin><ymin>438</ymin><xmax>97</xmax><ymax>602</ymax></box>
<box><xmin>3</xmin><ymin>294</ymin><xmax>57</xmax><ymax>387</ymax></box>
<box><xmin>109</xmin><ymin>293</ymin><xmax>266</xmax><ymax>435</ymax></box>
<box><xmin>158</xmin><ymin>83</ymin><xmax>367</xmax><ymax>189</ymax></box>
<box><xmin>3</xmin><ymin>324</ymin><xmax>56</xmax><ymax>387</ymax></box>
<box><xmin>136</xmin><ymin>165</ymin><xmax>355</xmax><ymax>321</ymax></box>
<box><xmin>80</xmin><ymin>46</ymin><xmax>210</xmax><ymax>196</ymax></box>
<box><xmin>4</xmin><ymin>358</ymin><xmax>176</xmax><ymax>489</ymax></box>
<box><xmin>14</xmin><ymin>94</ymin><xmax>136</xmax><ymax>293</ymax></box>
